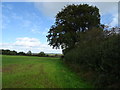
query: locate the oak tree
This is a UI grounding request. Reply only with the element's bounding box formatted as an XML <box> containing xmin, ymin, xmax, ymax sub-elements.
<box><xmin>47</xmin><ymin>4</ymin><xmax>101</xmax><ymax>52</ymax></box>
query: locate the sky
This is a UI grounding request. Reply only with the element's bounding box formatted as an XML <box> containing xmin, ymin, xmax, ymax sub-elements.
<box><xmin>1</xmin><ymin>1</ymin><xmax>118</xmax><ymax>54</ymax></box>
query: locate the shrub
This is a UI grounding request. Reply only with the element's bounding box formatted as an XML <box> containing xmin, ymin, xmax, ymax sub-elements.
<box><xmin>64</xmin><ymin>33</ymin><xmax>120</xmax><ymax>87</ymax></box>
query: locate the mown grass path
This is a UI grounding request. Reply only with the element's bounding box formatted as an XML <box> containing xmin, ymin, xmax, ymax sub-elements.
<box><xmin>2</xmin><ymin>55</ymin><xmax>92</xmax><ymax>88</ymax></box>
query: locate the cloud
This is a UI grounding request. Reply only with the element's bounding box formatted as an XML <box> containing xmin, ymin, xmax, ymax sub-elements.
<box><xmin>34</xmin><ymin>2</ymin><xmax>69</xmax><ymax>17</ymax></box>
<box><xmin>0</xmin><ymin>37</ymin><xmax>62</xmax><ymax>53</ymax></box>
<box><xmin>31</xmin><ymin>29</ymin><xmax>41</xmax><ymax>34</ymax></box>
<box><xmin>14</xmin><ymin>37</ymin><xmax>41</xmax><ymax>47</ymax></box>
<box><xmin>34</xmin><ymin>2</ymin><xmax>118</xmax><ymax>17</ymax></box>
<box><xmin>0</xmin><ymin>43</ymin><xmax>13</xmax><ymax>50</ymax></box>
<box><xmin>31</xmin><ymin>27</ymin><xmax>49</xmax><ymax>36</ymax></box>
<box><xmin>92</xmin><ymin>2</ymin><xmax>118</xmax><ymax>15</ymax></box>
<box><xmin>118</xmin><ymin>2</ymin><xmax>120</xmax><ymax>27</ymax></box>
<box><xmin>41</xmin><ymin>28</ymin><xmax>49</xmax><ymax>35</ymax></box>
<box><xmin>2</xmin><ymin>0</ymin><xmax>120</xmax><ymax>2</ymax></box>
<box><xmin>109</xmin><ymin>14</ymin><xmax>118</xmax><ymax>27</ymax></box>
<box><xmin>2</xmin><ymin>12</ymin><xmax>24</xmax><ymax>30</ymax></box>
<box><xmin>34</xmin><ymin>2</ymin><xmax>118</xmax><ymax>27</ymax></box>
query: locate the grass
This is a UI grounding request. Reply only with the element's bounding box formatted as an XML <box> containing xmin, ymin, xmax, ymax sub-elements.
<box><xmin>2</xmin><ymin>55</ymin><xmax>93</xmax><ymax>88</ymax></box>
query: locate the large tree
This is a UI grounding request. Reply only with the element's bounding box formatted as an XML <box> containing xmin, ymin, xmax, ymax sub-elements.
<box><xmin>47</xmin><ymin>4</ymin><xmax>101</xmax><ymax>52</ymax></box>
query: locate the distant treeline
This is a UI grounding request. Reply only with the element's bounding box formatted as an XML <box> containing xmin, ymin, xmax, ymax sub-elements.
<box><xmin>0</xmin><ymin>49</ymin><xmax>62</xmax><ymax>57</ymax></box>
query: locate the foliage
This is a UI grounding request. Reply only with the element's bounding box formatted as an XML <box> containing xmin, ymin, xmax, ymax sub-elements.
<box><xmin>1</xmin><ymin>49</ymin><xmax>26</xmax><ymax>56</ymax></box>
<box><xmin>27</xmin><ymin>51</ymin><xmax>32</xmax><ymax>56</ymax></box>
<box><xmin>64</xmin><ymin>29</ymin><xmax>120</xmax><ymax>87</ymax></box>
<box><xmin>1</xmin><ymin>49</ymin><xmax>62</xmax><ymax>57</ymax></box>
<box><xmin>47</xmin><ymin>4</ymin><xmax>101</xmax><ymax>51</ymax></box>
<box><xmin>47</xmin><ymin>3</ymin><xmax>120</xmax><ymax>87</ymax></box>
<box><xmin>1</xmin><ymin>49</ymin><xmax>17</xmax><ymax>55</ymax></box>
<box><xmin>38</xmin><ymin>52</ymin><xmax>46</xmax><ymax>57</ymax></box>
<box><xmin>18</xmin><ymin>52</ymin><xmax>26</xmax><ymax>56</ymax></box>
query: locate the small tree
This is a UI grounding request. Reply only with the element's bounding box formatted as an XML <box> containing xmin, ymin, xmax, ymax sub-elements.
<box><xmin>27</xmin><ymin>51</ymin><xmax>32</xmax><ymax>56</ymax></box>
<box><xmin>38</xmin><ymin>52</ymin><xmax>45</xmax><ymax>57</ymax></box>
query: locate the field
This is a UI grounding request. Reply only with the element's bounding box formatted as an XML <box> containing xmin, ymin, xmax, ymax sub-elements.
<box><xmin>2</xmin><ymin>55</ymin><xmax>92</xmax><ymax>88</ymax></box>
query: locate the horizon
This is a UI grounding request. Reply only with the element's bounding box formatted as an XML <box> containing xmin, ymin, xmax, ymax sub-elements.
<box><xmin>0</xmin><ymin>49</ymin><xmax>62</xmax><ymax>54</ymax></box>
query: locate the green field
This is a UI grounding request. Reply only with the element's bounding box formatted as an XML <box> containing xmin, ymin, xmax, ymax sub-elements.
<box><xmin>2</xmin><ymin>55</ymin><xmax>92</xmax><ymax>88</ymax></box>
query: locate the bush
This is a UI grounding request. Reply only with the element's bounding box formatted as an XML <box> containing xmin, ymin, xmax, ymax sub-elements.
<box><xmin>64</xmin><ymin>32</ymin><xmax>120</xmax><ymax>87</ymax></box>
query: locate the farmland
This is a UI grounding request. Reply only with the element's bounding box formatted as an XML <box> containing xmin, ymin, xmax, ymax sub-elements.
<box><xmin>2</xmin><ymin>55</ymin><xmax>92</xmax><ymax>88</ymax></box>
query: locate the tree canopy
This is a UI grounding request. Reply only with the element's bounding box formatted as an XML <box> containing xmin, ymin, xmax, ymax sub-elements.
<box><xmin>47</xmin><ymin>4</ymin><xmax>101</xmax><ymax>50</ymax></box>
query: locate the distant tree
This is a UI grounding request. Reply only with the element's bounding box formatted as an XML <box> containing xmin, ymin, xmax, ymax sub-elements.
<box><xmin>18</xmin><ymin>52</ymin><xmax>26</xmax><ymax>55</ymax></box>
<box><xmin>46</xmin><ymin>54</ymin><xmax>49</xmax><ymax>57</ymax></box>
<box><xmin>38</xmin><ymin>52</ymin><xmax>45</xmax><ymax>57</ymax></box>
<box><xmin>27</xmin><ymin>51</ymin><xmax>32</xmax><ymax>56</ymax></box>
<box><xmin>0</xmin><ymin>49</ymin><xmax>2</xmax><ymax>54</ymax></box>
<box><xmin>1</xmin><ymin>49</ymin><xmax>27</xmax><ymax>56</ymax></box>
<box><xmin>47</xmin><ymin>4</ymin><xmax>101</xmax><ymax>53</ymax></box>
<box><xmin>2</xmin><ymin>49</ymin><xmax>11</xmax><ymax>55</ymax></box>
<box><xmin>10</xmin><ymin>50</ymin><xmax>17</xmax><ymax>55</ymax></box>
<box><xmin>55</xmin><ymin>54</ymin><xmax>58</xmax><ymax>57</ymax></box>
